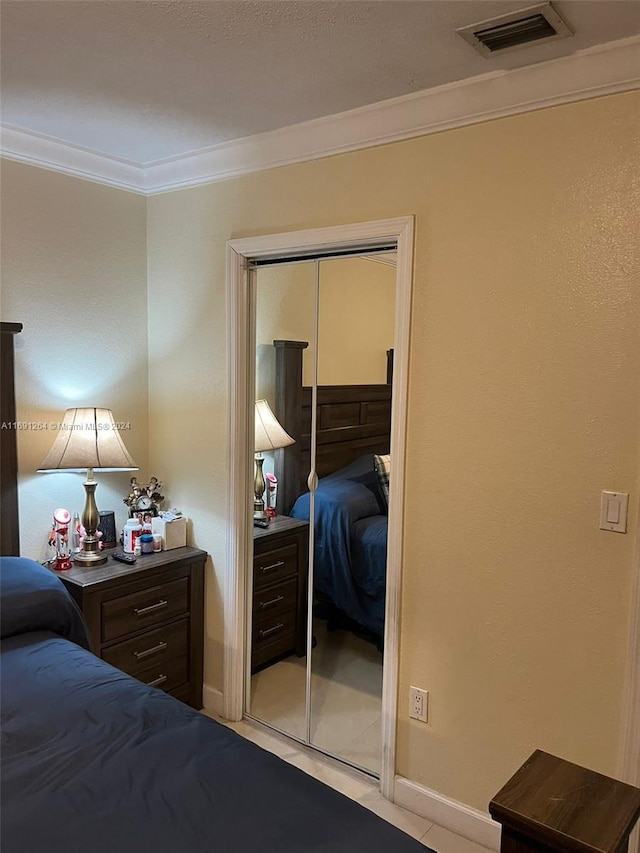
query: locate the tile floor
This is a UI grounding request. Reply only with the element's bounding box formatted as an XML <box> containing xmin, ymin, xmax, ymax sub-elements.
<box><xmin>249</xmin><ymin>619</ymin><xmax>383</xmax><ymax>774</ymax></box>
<box><xmin>204</xmin><ymin>710</ymin><xmax>493</xmax><ymax>853</ymax></box>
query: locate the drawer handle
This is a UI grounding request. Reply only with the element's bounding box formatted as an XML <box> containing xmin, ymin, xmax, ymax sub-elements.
<box><xmin>146</xmin><ymin>674</ymin><xmax>168</xmax><ymax>687</ymax></box>
<box><xmin>259</xmin><ymin>594</ymin><xmax>285</xmax><ymax>610</ymax></box>
<box><xmin>259</xmin><ymin>622</ymin><xmax>284</xmax><ymax>639</ymax></box>
<box><xmin>134</xmin><ymin>641</ymin><xmax>168</xmax><ymax>660</ymax></box>
<box><xmin>260</xmin><ymin>560</ymin><xmax>284</xmax><ymax>574</ymax></box>
<box><xmin>134</xmin><ymin>599</ymin><xmax>168</xmax><ymax>616</ymax></box>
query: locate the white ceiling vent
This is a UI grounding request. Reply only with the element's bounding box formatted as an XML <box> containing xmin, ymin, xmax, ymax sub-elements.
<box><xmin>457</xmin><ymin>3</ymin><xmax>573</xmax><ymax>57</ymax></box>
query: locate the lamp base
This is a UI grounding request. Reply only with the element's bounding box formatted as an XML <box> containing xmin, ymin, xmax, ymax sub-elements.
<box><xmin>74</xmin><ymin>549</ymin><xmax>107</xmax><ymax>566</ymax></box>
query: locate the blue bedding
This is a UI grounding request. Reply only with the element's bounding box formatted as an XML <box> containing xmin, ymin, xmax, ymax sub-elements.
<box><xmin>0</xmin><ymin>555</ymin><xmax>90</xmax><ymax>649</ymax></box>
<box><xmin>1</xmin><ymin>557</ymin><xmax>426</xmax><ymax>853</ymax></box>
<box><xmin>290</xmin><ymin>455</ymin><xmax>388</xmax><ymax>637</ymax></box>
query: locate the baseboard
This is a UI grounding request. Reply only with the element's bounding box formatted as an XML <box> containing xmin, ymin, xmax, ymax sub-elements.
<box><xmin>202</xmin><ymin>683</ymin><xmax>224</xmax><ymax>716</ymax></box>
<box><xmin>394</xmin><ymin>777</ymin><xmax>501</xmax><ymax>850</ymax></box>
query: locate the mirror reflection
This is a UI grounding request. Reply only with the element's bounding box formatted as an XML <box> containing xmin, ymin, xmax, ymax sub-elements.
<box><xmin>248</xmin><ymin>252</ymin><xmax>396</xmax><ymax>776</ymax></box>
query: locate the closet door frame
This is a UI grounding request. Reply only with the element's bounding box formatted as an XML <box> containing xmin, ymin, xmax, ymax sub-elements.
<box><xmin>225</xmin><ymin>217</ymin><xmax>414</xmax><ymax>799</ymax></box>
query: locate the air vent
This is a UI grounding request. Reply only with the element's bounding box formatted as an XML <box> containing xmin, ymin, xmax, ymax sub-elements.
<box><xmin>457</xmin><ymin>3</ymin><xmax>573</xmax><ymax>57</ymax></box>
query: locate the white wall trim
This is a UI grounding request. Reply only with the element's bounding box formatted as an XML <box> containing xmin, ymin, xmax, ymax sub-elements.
<box><xmin>202</xmin><ymin>683</ymin><xmax>225</xmax><ymax>717</ymax></box>
<box><xmin>0</xmin><ymin>124</ymin><xmax>145</xmax><ymax>194</ymax></box>
<box><xmin>223</xmin><ymin>242</ymin><xmax>251</xmax><ymax>722</ymax></box>
<box><xmin>394</xmin><ymin>777</ymin><xmax>501</xmax><ymax>850</ymax></box>
<box><xmin>620</xmin><ymin>497</ymin><xmax>640</xmax><ymax>853</ymax></box>
<box><xmin>225</xmin><ymin>217</ymin><xmax>414</xmax><ymax>799</ymax></box>
<box><xmin>380</xmin><ymin>216</ymin><xmax>414</xmax><ymax>799</ymax></box>
<box><xmin>2</xmin><ymin>36</ymin><xmax>638</xmax><ymax>195</ymax></box>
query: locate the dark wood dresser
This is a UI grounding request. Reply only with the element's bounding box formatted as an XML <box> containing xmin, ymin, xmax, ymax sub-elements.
<box><xmin>55</xmin><ymin>546</ymin><xmax>206</xmax><ymax>709</ymax></box>
<box><xmin>252</xmin><ymin>516</ymin><xmax>308</xmax><ymax>671</ymax></box>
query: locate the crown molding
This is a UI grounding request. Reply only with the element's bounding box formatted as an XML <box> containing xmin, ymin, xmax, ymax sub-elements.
<box><xmin>2</xmin><ymin>36</ymin><xmax>638</xmax><ymax>196</ymax></box>
<box><xmin>0</xmin><ymin>125</ymin><xmax>146</xmax><ymax>194</ymax></box>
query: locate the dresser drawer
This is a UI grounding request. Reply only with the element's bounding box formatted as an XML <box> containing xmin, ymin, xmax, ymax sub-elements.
<box><xmin>252</xmin><ymin>577</ymin><xmax>297</xmax><ymax>619</ymax></box>
<box><xmin>135</xmin><ymin>655</ymin><xmax>189</xmax><ymax>694</ymax></box>
<box><xmin>102</xmin><ymin>619</ymin><xmax>188</xmax><ymax>676</ymax></box>
<box><xmin>253</xmin><ymin>608</ymin><xmax>296</xmax><ymax>650</ymax></box>
<box><xmin>251</xmin><ymin>619</ymin><xmax>296</xmax><ymax>669</ymax></box>
<box><xmin>101</xmin><ymin>577</ymin><xmax>189</xmax><ymax>642</ymax></box>
<box><xmin>253</xmin><ymin>543</ymin><xmax>297</xmax><ymax>588</ymax></box>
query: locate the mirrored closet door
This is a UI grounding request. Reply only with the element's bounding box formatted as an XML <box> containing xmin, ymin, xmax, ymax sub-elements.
<box><xmin>246</xmin><ymin>249</ymin><xmax>396</xmax><ymax>777</ymax></box>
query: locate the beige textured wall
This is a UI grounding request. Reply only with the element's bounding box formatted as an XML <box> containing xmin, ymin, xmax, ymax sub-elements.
<box><xmin>147</xmin><ymin>91</ymin><xmax>639</xmax><ymax>812</ymax></box>
<box><xmin>318</xmin><ymin>256</ymin><xmax>395</xmax><ymax>385</ymax></box>
<box><xmin>255</xmin><ymin>262</ymin><xmax>315</xmax><ymax>407</ymax></box>
<box><xmin>255</xmin><ymin>256</ymin><xmax>394</xmax><ymax>404</ymax></box>
<box><xmin>0</xmin><ymin>162</ymin><xmax>148</xmax><ymax>559</ymax></box>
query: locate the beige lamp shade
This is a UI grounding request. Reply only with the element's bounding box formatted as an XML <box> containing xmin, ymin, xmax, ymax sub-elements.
<box><xmin>38</xmin><ymin>408</ymin><xmax>138</xmax><ymax>472</ymax></box>
<box><xmin>254</xmin><ymin>400</ymin><xmax>294</xmax><ymax>453</ymax></box>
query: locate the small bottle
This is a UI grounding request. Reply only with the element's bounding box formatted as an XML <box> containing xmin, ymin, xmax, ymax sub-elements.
<box><xmin>123</xmin><ymin>519</ymin><xmax>142</xmax><ymax>554</ymax></box>
<box><xmin>140</xmin><ymin>533</ymin><xmax>154</xmax><ymax>555</ymax></box>
<box><xmin>71</xmin><ymin>512</ymin><xmax>81</xmax><ymax>553</ymax></box>
<box><xmin>152</xmin><ymin>533</ymin><xmax>162</xmax><ymax>552</ymax></box>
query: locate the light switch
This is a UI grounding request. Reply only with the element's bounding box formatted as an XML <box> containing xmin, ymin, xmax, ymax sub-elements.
<box><xmin>600</xmin><ymin>491</ymin><xmax>628</xmax><ymax>533</ymax></box>
<box><xmin>606</xmin><ymin>501</ymin><xmax>620</xmax><ymax>524</ymax></box>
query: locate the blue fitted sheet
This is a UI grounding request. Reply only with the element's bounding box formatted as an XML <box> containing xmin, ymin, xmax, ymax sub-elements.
<box><xmin>0</xmin><ymin>558</ymin><xmax>426</xmax><ymax>853</ymax></box>
<box><xmin>290</xmin><ymin>455</ymin><xmax>388</xmax><ymax>636</ymax></box>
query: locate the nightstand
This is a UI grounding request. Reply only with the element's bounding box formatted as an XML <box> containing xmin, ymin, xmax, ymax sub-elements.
<box><xmin>490</xmin><ymin>750</ymin><xmax>640</xmax><ymax>853</ymax></box>
<box><xmin>252</xmin><ymin>516</ymin><xmax>309</xmax><ymax>671</ymax></box>
<box><xmin>54</xmin><ymin>546</ymin><xmax>206</xmax><ymax>709</ymax></box>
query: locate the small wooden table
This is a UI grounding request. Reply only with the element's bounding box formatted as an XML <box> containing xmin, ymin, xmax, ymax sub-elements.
<box><xmin>490</xmin><ymin>750</ymin><xmax>640</xmax><ymax>853</ymax></box>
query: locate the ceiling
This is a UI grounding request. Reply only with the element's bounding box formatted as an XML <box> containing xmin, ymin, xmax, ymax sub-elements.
<box><xmin>1</xmin><ymin>0</ymin><xmax>639</xmax><ymax>166</ymax></box>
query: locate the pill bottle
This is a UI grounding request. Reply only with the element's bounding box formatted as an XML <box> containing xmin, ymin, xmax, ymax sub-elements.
<box><xmin>123</xmin><ymin>519</ymin><xmax>142</xmax><ymax>554</ymax></box>
<box><xmin>140</xmin><ymin>533</ymin><xmax>154</xmax><ymax>555</ymax></box>
<box><xmin>152</xmin><ymin>533</ymin><xmax>163</xmax><ymax>552</ymax></box>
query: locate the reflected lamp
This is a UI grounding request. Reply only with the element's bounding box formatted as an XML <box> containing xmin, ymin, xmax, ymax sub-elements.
<box><xmin>254</xmin><ymin>400</ymin><xmax>294</xmax><ymax>520</ymax></box>
<box><xmin>38</xmin><ymin>408</ymin><xmax>138</xmax><ymax>566</ymax></box>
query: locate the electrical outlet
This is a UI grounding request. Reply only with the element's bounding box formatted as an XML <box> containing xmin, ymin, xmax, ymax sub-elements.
<box><xmin>409</xmin><ymin>686</ymin><xmax>429</xmax><ymax>722</ymax></box>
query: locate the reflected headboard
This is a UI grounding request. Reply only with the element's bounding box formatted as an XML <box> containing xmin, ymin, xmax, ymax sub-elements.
<box><xmin>273</xmin><ymin>339</ymin><xmax>392</xmax><ymax>515</ymax></box>
<box><xmin>1</xmin><ymin>322</ymin><xmax>23</xmax><ymax>555</ymax></box>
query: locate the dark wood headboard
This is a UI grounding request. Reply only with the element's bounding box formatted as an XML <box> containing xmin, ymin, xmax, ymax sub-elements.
<box><xmin>1</xmin><ymin>322</ymin><xmax>23</xmax><ymax>555</ymax></box>
<box><xmin>273</xmin><ymin>340</ymin><xmax>392</xmax><ymax>515</ymax></box>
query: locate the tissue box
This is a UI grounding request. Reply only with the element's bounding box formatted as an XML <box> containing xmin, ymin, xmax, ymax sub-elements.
<box><xmin>151</xmin><ymin>516</ymin><xmax>187</xmax><ymax>550</ymax></box>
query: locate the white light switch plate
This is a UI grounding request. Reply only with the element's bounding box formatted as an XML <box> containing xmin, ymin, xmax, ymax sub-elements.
<box><xmin>600</xmin><ymin>491</ymin><xmax>628</xmax><ymax>533</ymax></box>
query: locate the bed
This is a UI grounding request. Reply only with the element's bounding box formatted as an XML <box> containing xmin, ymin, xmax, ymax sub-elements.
<box><xmin>1</xmin><ymin>555</ymin><xmax>429</xmax><ymax>853</ymax></box>
<box><xmin>272</xmin><ymin>339</ymin><xmax>391</xmax><ymax>645</ymax></box>
<box><xmin>289</xmin><ymin>453</ymin><xmax>388</xmax><ymax>640</ymax></box>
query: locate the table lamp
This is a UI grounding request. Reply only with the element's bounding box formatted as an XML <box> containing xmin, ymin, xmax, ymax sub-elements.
<box><xmin>254</xmin><ymin>400</ymin><xmax>294</xmax><ymax>520</ymax></box>
<box><xmin>38</xmin><ymin>408</ymin><xmax>138</xmax><ymax>566</ymax></box>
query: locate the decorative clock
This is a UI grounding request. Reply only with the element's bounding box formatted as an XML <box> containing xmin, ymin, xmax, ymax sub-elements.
<box><xmin>124</xmin><ymin>476</ymin><xmax>164</xmax><ymax>518</ymax></box>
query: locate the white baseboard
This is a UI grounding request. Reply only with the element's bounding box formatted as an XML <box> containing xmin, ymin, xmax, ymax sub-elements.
<box><xmin>394</xmin><ymin>777</ymin><xmax>501</xmax><ymax>850</ymax></box>
<box><xmin>202</xmin><ymin>683</ymin><xmax>224</xmax><ymax>716</ymax></box>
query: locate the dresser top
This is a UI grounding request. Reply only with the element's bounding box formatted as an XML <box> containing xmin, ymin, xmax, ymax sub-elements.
<box><xmin>252</xmin><ymin>515</ymin><xmax>309</xmax><ymax>540</ymax></box>
<box><xmin>51</xmin><ymin>546</ymin><xmax>207</xmax><ymax>588</ymax></box>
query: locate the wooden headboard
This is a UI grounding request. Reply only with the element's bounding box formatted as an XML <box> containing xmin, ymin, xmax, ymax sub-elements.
<box><xmin>1</xmin><ymin>322</ymin><xmax>23</xmax><ymax>555</ymax></box>
<box><xmin>273</xmin><ymin>340</ymin><xmax>392</xmax><ymax>515</ymax></box>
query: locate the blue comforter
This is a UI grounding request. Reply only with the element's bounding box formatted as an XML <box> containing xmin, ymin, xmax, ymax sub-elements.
<box><xmin>0</xmin><ymin>557</ymin><xmax>427</xmax><ymax>853</ymax></box>
<box><xmin>290</xmin><ymin>455</ymin><xmax>388</xmax><ymax>637</ymax></box>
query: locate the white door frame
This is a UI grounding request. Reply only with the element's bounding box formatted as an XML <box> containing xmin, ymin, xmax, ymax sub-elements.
<box><xmin>224</xmin><ymin>216</ymin><xmax>414</xmax><ymax>799</ymax></box>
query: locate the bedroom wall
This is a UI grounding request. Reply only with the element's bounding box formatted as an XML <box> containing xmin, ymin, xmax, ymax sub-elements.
<box><xmin>0</xmin><ymin>161</ymin><xmax>148</xmax><ymax>559</ymax></box>
<box><xmin>147</xmin><ymin>89</ymin><xmax>639</xmax><ymax>813</ymax></box>
<box><xmin>255</xmin><ymin>255</ymin><xmax>395</xmax><ymax>407</ymax></box>
<box><xmin>317</xmin><ymin>256</ymin><xmax>395</xmax><ymax>386</ymax></box>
